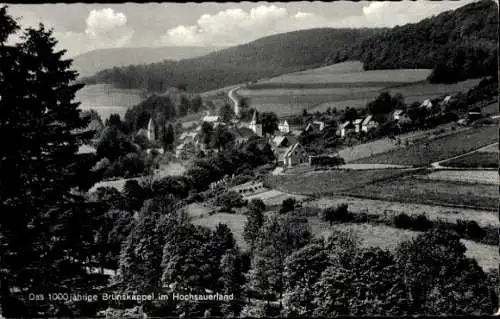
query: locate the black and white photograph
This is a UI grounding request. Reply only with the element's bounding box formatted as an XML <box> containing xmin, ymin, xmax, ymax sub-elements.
<box><xmin>0</xmin><ymin>0</ymin><xmax>498</xmax><ymax>317</ymax></box>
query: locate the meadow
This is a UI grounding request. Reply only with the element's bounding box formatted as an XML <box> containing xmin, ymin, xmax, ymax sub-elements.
<box><xmin>354</xmin><ymin>126</ymin><xmax>498</xmax><ymax>166</ymax></box>
<box><xmin>305</xmin><ymin>196</ymin><xmax>499</xmax><ymax>227</ymax></box>
<box><xmin>76</xmin><ymin>84</ymin><xmax>144</xmax><ymax>120</ymax></box>
<box><xmin>440</xmin><ymin>151</ymin><xmax>498</xmax><ymax>168</ymax></box>
<box><xmin>307</xmin><ymin>221</ymin><xmax>498</xmax><ymax>272</ymax></box>
<box><xmin>236</xmin><ymin>61</ymin><xmax>481</xmax><ymax>117</ymax></box>
<box><xmin>344</xmin><ymin>176</ymin><xmax>498</xmax><ymax>211</ymax></box>
<box><xmin>421</xmin><ymin>170</ymin><xmax>498</xmax><ymax>185</ymax></box>
<box><xmin>265</xmin><ymin>168</ymin><xmax>412</xmax><ymax>196</ymax></box>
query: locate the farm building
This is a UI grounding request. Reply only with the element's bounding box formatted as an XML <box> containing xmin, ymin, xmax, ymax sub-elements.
<box><xmin>202</xmin><ymin>115</ymin><xmax>221</xmax><ymax>123</ymax></box>
<box><xmin>305</xmin><ymin>120</ymin><xmax>326</xmax><ymax>133</ymax></box>
<box><xmin>361</xmin><ymin>115</ymin><xmax>379</xmax><ymax>132</ymax></box>
<box><xmin>353</xmin><ymin>118</ymin><xmax>364</xmax><ymax>133</ymax></box>
<box><xmin>276</xmin><ymin>142</ymin><xmax>308</xmax><ymax>168</ymax></box>
<box><xmin>337</xmin><ymin>121</ymin><xmax>355</xmax><ymax>138</ymax></box>
<box><xmin>278</xmin><ymin>120</ymin><xmax>290</xmax><ymax>133</ymax></box>
<box><xmin>78</xmin><ymin>144</ymin><xmax>97</xmax><ymax>154</ymax></box>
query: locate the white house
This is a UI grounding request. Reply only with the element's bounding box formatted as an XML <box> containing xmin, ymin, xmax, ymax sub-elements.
<box><xmin>337</xmin><ymin>121</ymin><xmax>355</xmax><ymax>138</ymax></box>
<box><xmin>278</xmin><ymin>120</ymin><xmax>290</xmax><ymax>133</ymax></box>
<box><xmin>248</xmin><ymin>110</ymin><xmax>263</xmax><ymax>137</ymax></box>
<box><xmin>305</xmin><ymin>121</ymin><xmax>326</xmax><ymax>133</ymax></box>
<box><xmin>420</xmin><ymin>99</ymin><xmax>433</xmax><ymax>109</ymax></box>
<box><xmin>353</xmin><ymin>118</ymin><xmax>363</xmax><ymax>133</ymax></box>
<box><xmin>441</xmin><ymin>95</ymin><xmax>452</xmax><ymax>106</ymax></box>
<box><xmin>393</xmin><ymin>109</ymin><xmax>412</xmax><ymax>124</ymax></box>
<box><xmin>277</xmin><ymin>143</ymin><xmax>308</xmax><ymax>168</ymax></box>
<box><xmin>361</xmin><ymin>115</ymin><xmax>378</xmax><ymax>132</ymax></box>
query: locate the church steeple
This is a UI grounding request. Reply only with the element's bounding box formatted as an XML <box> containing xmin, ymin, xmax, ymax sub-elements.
<box><xmin>251</xmin><ymin>110</ymin><xmax>258</xmax><ymax>124</ymax></box>
<box><xmin>147</xmin><ymin>117</ymin><xmax>156</xmax><ymax>141</ymax></box>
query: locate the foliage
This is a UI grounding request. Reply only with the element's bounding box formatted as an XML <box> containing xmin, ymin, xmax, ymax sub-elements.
<box><xmin>279</xmin><ymin>198</ymin><xmax>297</xmax><ymax>214</ymax></box>
<box><xmin>310</xmin><ymin>155</ymin><xmax>345</xmax><ymax>167</ymax></box>
<box><xmin>260</xmin><ymin>112</ymin><xmax>279</xmax><ymax>135</ymax></box>
<box><xmin>215</xmin><ymin>191</ymin><xmax>245</xmax><ymax>212</ymax></box>
<box><xmin>395</xmin><ymin>229</ymin><xmax>496</xmax><ymax>315</ymax></box>
<box><xmin>219</xmin><ymin>103</ymin><xmax>235</xmax><ymax>123</ymax></box>
<box><xmin>321</xmin><ymin>204</ymin><xmax>351</xmax><ymax>225</ymax></box>
<box><xmin>0</xmin><ymin>9</ymin><xmax>107</xmax><ymax>316</ymax></box>
<box><xmin>243</xmin><ymin>203</ymin><xmax>265</xmax><ymax>251</ymax></box>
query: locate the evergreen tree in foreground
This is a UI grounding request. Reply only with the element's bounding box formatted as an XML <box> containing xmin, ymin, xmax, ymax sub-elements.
<box><xmin>0</xmin><ymin>7</ymin><xmax>102</xmax><ymax>316</ymax></box>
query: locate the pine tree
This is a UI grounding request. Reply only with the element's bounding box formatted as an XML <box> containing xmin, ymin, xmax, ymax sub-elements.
<box><xmin>0</xmin><ymin>8</ymin><xmax>102</xmax><ymax>316</ymax></box>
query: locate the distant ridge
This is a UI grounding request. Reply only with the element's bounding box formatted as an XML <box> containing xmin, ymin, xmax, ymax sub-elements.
<box><xmin>72</xmin><ymin>46</ymin><xmax>224</xmax><ymax>78</ymax></box>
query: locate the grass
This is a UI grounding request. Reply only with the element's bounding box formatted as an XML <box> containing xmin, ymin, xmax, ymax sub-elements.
<box><xmin>308</xmin><ymin>220</ymin><xmax>498</xmax><ymax>271</ymax></box>
<box><xmin>305</xmin><ymin>196</ymin><xmax>499</xmax><ymax>227</ymax></box>
<box><xmin>354</xmin><ymin>125</ymin><xmax>498</xmax><ymax>166</ymax></box>
<box><xmin>265</xmin><ymin>168</ymin><xmax>411</xmax><ymax>196</ymax></box>
<box><xmin>76</xmin><ymin>84</ymin><xmax>144</xmax><ymax>120</ymax></box>
<box><xmin>440</xmin><ymin>152</ymin><xmax>498</xmax><ymax>168</ymax></box>
<box><xmin>344</xmin><ymin>176</ymin><xmax>498</xmax><ymax>211</ymax></box>
<box><xmin>422</xmin><ymin>170</ymin><xmax>498</xmax><ymax>185</ymax></box>
<box><xmin>235</xmin><ymin>61</ymin><xmax>481</xmax><ymax>117</ymax></box>
<box><xmin>191</xmin><ymin>212</ymin><xmax>249</xmax><ymax>251</ymax></box>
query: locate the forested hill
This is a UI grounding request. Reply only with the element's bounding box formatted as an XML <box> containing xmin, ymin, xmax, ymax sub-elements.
<box><xmin>82</xmin><ymin>28</ymin><xmax>381</xmax><ymax>92</ymax></box>
<box><xmin>83</xmin><ymin>0</ymin><xmax>498</xmax><ymax>93</ymax></box>
<box><xmin>359</xmin><ymin>0</ymin><xmax>498</xmax><ymax>83</ymax></box>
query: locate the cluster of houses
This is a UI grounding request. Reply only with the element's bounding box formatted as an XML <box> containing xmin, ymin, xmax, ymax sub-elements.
<box><xmin>134</xmin><ymin>93</ymin><xmax>470</xmax><ymax>169</ymax></box>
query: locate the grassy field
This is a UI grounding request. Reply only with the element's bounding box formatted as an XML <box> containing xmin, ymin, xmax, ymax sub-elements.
<box><xmin>192</xmin><ymin>212</ymin><xmax>249</xmax><ymax>251</ymax></box>
<box><xmin>265</xmin><ymin>168</ymin><xmax>411</xmax><ymax>196</ymax></box>
<box><xmin>354</xmin><ymin>126</ymin><xmax>498</xmax><ymax>166</ymax></box>
<box><xmin>305</xmin><ymin>196</ymin><xmax>498</xmax><ymax>227</ymax></box>
<box><xmin>236</xmin><ymin>61</ymin><xmax>481</xmax><ymax>117</ymax></box>
<box><xmin>344</xmin><ymin>176</ymin><xmax>498</xmax><ymax>211</ymax></box>
<box><xmin>477</xmin><ymin>142</ymin><xmax>499</xmax><ymax>153</ymax></box>
<box><xmin>421</xmin><ymin>170</ymin><xmax>498</xmax><ymax>185</ymax></box>
<box><xmin>307</xmin><ymin>220</ymin><xmax>498</xmax><ymax>271</ymax></box>
<box><xmin>440</xmin><ymin>151</ymin><xmax>498</xmax><ymax>168</ymax></box>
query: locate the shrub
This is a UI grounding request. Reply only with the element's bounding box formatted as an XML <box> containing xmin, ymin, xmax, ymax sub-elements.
<box><xmin>321</xmin><ymin>204</ymin><xmax>351</xmax><ymax>225</ymax></box>
<box><xmin>280</xmin><ymin>198</ymin><xmax>297</xmax><ymax>214</ymax></box>
<box><xmin>392</xmin><ymin>213</ymin><xmax>412</xmax><ymax>229</ymax></box>
<box><xmin>413</xmin><ymin>214</ymin><xmax>432</xmax><ymax>231</ymax></box>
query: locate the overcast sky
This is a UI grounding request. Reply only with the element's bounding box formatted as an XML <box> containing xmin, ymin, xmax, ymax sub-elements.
<box><xmin>3</xmin><ymin>1</ymin><xmax>481</xmax><ymax>57</ymax></box>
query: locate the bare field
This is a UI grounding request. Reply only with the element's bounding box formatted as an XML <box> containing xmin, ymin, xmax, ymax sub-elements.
<box><xmin>344</xmin><ymin>176</ymin><xmax>498</xmax><ymax>211</ymax></box>
<box><xmin>421</xmin><ymin>170</ymin><xmax>498</xmax><ymax>185</ymax></box>
<box><xmin>305</xmin><ymin>196</ymin><xmax>498</xmax><ymax>227</ymax></box>
<box><xmin>355</xmin><ymin>126</ymin><xmax>498</xmax><ymax>166</ymax></box>
<box><xmin>308</xmin><ymin>221</ymin><xmax>498</xmax><ymax>271</ymax></box>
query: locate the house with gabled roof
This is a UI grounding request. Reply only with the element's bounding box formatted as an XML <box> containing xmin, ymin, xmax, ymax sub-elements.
<box><xmin>278</xmin><ymin>120</ymin><xmax>290</xmax><ymax>133</ymax></box>
<box><xmin>337</xmin><ymin>121</ymin><xmax>355</xmax><ymax>138</ymax></box>
<box><xmin>276</xmin><ymin>142</ymin><xmax>308</xmax><ymax>168</ymax></box>
<box><xmin>353</xmin><ymin>118</ymin><xmax>364</xmax><ymax>133</ymax></box>
<box><xmin>420</xmin><ymin>99</ymin><xmax>433</xmax><ymax>109</ymax></box>
<box><xmin>305</xmin><ymin>120</ymin><xmax>326</xmax><ymax>133</ymax></box>
<box><xmin>361</xmin><ymin>115</ymin><xmax>379</xmax><ymax>133</ymax></box>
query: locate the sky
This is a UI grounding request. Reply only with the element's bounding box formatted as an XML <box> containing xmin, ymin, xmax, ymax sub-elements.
<box><xmin>2</xmin><ymin>1</ymin><xmax>481</xmax><ymax>57</ymax></box>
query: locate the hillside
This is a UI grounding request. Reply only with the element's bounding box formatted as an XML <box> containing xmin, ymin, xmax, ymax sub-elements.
<box><xmin>72</xmin><ymin>46</ymin><xmax>223</xmax><ymax>78</ymax></box>
<box><xmin>83</xmin><ymin>28</ymin><xmax>382</xmax><ymax>93</ymax></box>
<box><xmin>359</xmin><ymin>0</ymin><xmax>498</xmax><ymax>83</ymax></box>
<box><xmin>83</xmin><ymin>0</ymin><xmax>498</xmax><ymax>93</ymax></box>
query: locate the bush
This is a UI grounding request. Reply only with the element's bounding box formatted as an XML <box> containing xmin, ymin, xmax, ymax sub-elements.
<box><xmin>215</xmin><ymin>191</ymin><xmax>245</xmax><ymax>212</ymax></box>
<box><xmin>321</xmin><ymin>204</ymin><xmax>351</xmax><ymax>225</ymax></box>
<box><xmin>413</xmin><ymin>214</ymin><xmax>432</xmax><ymax>231</ymax></box>
<box><xmin>392</xmin><ymin>213</ymin><xmax>412</xmax><ymax>229</ymax></box>
<box><xmin>280</xmin><ymin>198</ymin><xmax>297</xmax><ymax>214</ymax></box>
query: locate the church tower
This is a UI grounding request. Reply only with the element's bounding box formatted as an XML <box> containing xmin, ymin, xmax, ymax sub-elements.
<box><xmin>249</xmin><ymin>110</ymin><xmax>263</xmax><ymax>137</ymax></box>
<box><xmin>147</xmin><ymin>117</ymin><xmax>156</xmax><ymax>141</ymax></box>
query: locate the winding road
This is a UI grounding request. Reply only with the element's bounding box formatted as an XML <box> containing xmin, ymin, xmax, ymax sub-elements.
<box><xmin>228</xmin><ymin>86</ymin><xmax>242</xmax><ymax>116</ymax></box>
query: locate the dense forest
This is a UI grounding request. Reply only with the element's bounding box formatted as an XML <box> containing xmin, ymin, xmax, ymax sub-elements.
<box><xmin>83</xmin><ymin>0</ymin><xmax>498</xmax><ymax>93</ymax></box>
<box><xmin>360</xmin><ymin>0</ymin><xmax>498</xmax><ymax>83</ymax></box>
